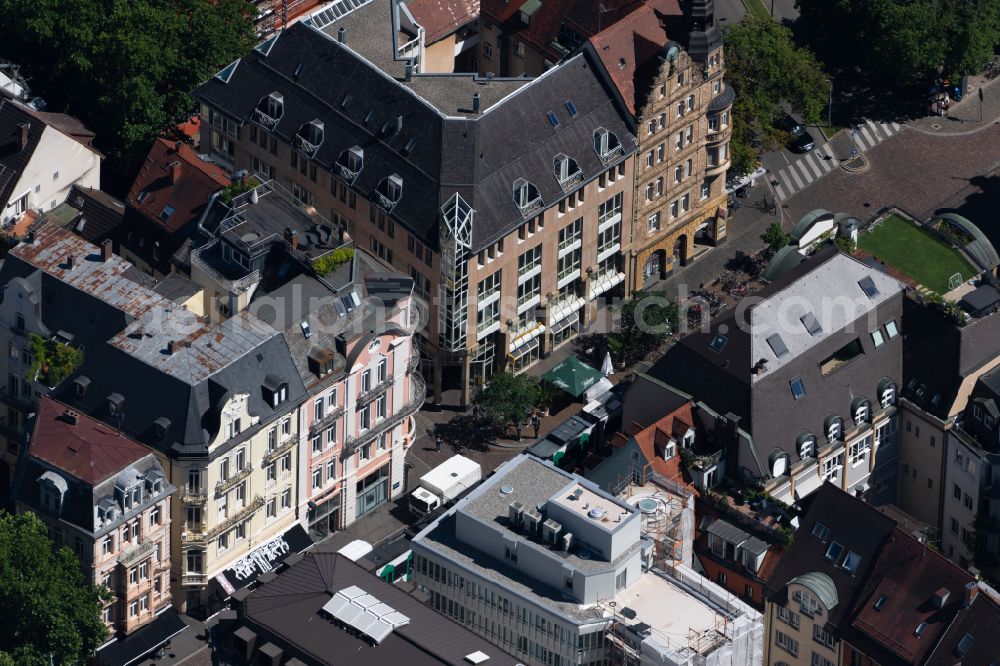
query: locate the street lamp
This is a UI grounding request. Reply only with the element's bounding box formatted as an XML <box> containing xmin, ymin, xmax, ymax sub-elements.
<box><xmin>826</xmin><ymin>79</ymin><xmax>833</xmax><ymax>128</ymax></box>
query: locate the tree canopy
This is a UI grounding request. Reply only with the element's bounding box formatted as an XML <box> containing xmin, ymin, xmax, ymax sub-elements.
<box><xmin>722</xmin><ymin>17</ymin><xmax>829</xmax><ymax>174</ymax></box>
<box><xmin>0</xmin><ymin>511</ymin><xmax>109</xmax><ymax>665</ymax></box>
<box><xmin>761</xmin><ymin>222</ymin><xmax>790</xmax><ymax>252</ymax></box>
<box><xmin>0</xmin><ymin>0</ymin><xmax>255</xmax><ymax>185</ymax></box>
<box><xmin>608</xmin><ymin>292</ymin><xmax>679</xmax><ymax>366</ymax></box>
<box><xmin>473</xmin><ymin>372</ymin><xmax>539</xmax><ymax>428</ymax></box>
<box><xmin>797</xmin><ymin>0</ymin><xmax>1000</xmax><ymax>85</ymax></box>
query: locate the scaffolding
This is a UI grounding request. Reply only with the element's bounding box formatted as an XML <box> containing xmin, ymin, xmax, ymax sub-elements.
<box><xmin>612</xmin><ymin>457</ymin><xmax>692</xmax><ymax>569</ymax></box>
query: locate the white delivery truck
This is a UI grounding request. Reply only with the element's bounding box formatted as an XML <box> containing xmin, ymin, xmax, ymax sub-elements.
<box><xmin>409</xmin><ymin>455</ymin><xmax>482</xmax><ymax>517</ymax></box>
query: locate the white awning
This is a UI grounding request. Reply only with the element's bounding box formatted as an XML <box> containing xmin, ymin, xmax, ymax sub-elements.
<box><xmin>509</xmin><ymin>323</ymin><xmax>546</xmax><ymax>352</ymax></box>
<box><xmin>588</xmin><ymin>271</ymin><xmax>625</xmax><ymax>299</ymax></box>
<box><xmin>548</xmin><ymin>296</ymin><xmax>585</xmax><ymax>326</ymax></box>
<box><xmin>793</xmin><ymin>471</ymin><xmax>824</xmax><ymax>499</ymax></box>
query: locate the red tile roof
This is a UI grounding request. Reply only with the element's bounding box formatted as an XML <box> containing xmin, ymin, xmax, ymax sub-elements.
<box><xmin>848</xmin><ymin>529</ymin><xmax>975</xmax><ymax>664</ymax></box>
<box><xmin>126</xmin><ymin>137</ymin><xmax>229</xmax><ymax>234</ymax></box>
<box><xmin>588</xmin><ymin>0</ymin><xmax>683</xmax><ymax>116</ymax></box>
<box><xmin>406</xmin><ymin>0</ymin><xmax>480</xmax><ymax>44</ymax></box>
<box><xmin>28</xmin><ymin>396</ymin><xmax>150</xmax><ymax>486</ymax></box>
<box><xmin>612</xmin><ymin>401</ymin><xmax>698</xmax><ymax>491</ymax></box>
<box><xmin>483</xmin><ymin>0</ymin><xmax>650</xmax><ymax>63</ymax></box>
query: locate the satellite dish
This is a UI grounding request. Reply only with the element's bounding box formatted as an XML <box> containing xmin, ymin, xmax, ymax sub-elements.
<box><xmin>666</xmin><ymin>46</ymin><xmax>680</xmax><ymax>62</ymax></box>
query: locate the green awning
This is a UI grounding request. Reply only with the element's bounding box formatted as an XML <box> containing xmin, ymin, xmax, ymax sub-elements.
<box><xmin>542</xmin><ymin>357</ymin><xmax>603</xmax><ymax>398</ymax></box>
<box><xmin>552</xmin><ymin>451</ymin><xmax>565</xmax><ymax>465</ymax></box>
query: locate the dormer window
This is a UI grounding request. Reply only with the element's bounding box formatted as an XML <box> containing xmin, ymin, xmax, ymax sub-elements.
<box><xmin>295</xmin><ymin>119</ymin><xmax>324</xmax><ymax>157</ymax></box>
<box><xmin>797</xmin><ymin>432</ymin><xmax>815</xmax><ymax>459</ymax></box>
<box><xmin>107</xmin><ymin>393</ymin><xmax>124</xmax><ymax>417</ymax></box>
<box><xmin>39</xmin><ymin>472</ymin><xmax>66</xmax><ymax>512</ymax></box>
<box><xmin>553</xmin><ymin>154</ymin><xmax>582</xmax><ymax>190</ymax></box>
<box><xmin>825</xmin><ymin>415</ymin><xmax>843</xmax><ymax>442</ymax></box>
<box><xmin>852</xmin><ymin>396</ymin><xmax>871</xmax><ymax>425</ymax></box>
<box><xmin>878</xmin><ymin>378</ymin><xmax>897</xmax><ymax>409</ymax></box>
<box><xmin>374</xmin><ymin>174</ymin><xmax>403</xmax><ymax>212</ymax></box>
<box><xmin>593</xmin><ymin>128</ymin><xmax>622</xmax><ymax>163</ymax></box>
<box><xmin>335</xmin><ymin>146</ymin><xmax>364</xmax><ymax>182</ymax></box>
<box><xmin>153</xmin><ymin>417</ymin><xmax>171</xmax><ymax>440</ymax></box>
<box><xmin>263</xmin><ymin>374</ymin><xmax>288</xmax><ymax>407</ymax></box>
<box><xmin>255</xmin><ymin>92</ymin><xmax>284</xmax><ymax>128</ymax></box>
<box><xmin>145</xmin><ymin>469</ymin><xmax>163</xmax><ymax>495</ymax></box>
<box><xmin>512</xmin><ymin>178</ymin><xmax>542</xmax><ymax>217</ymax></box>
<box><xmin>73</xmin><ymin>375</ymin><xmax>91</xmax><ymax>397</ymax></box>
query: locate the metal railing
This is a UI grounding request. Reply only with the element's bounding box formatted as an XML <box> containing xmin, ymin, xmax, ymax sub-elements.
<box><xmin>341</xmin><ymin>372</ymin><xmax>425</xmax><ymax>459</ymax></box>
<box><xmin>357</xmin><ymin>377</ymin><xmax>393</xmax><ymax>406</ymax></box>
<box><xmin>118</xmin><ymin>538</ymin><xmax>156</xmax><ymax>568</ymax></box>
<box><xmin>215</xmin><ymin>466</ymin><xmax>252</xmax><ymax>495</ymax></box>
<box><xmin>207</xmin><ymin>496</ymin><xmax>265</xmax><ymax>540</ymax></box>
<box><xmin>253</xmin><ymin>108</ymin><xmax>279</xmax><ymax>128</ymax></box>
<box><xmin>597</xmin><ymin>144</ymin><xmax>624</xmax><ymax>165</ymax></box>
<box><xmin>309</xmin><ymin>406</ymin><xmax>346</xmax><ymax>436</ymax></box>
<box><xmin>334</xmin><ymin>162</ymin><xmax>360</xmax><ymax>183</ymax></box>
<box><xmin>181</xmin><ymin>490</ymin><xmax>207</xmax><ymax>506</ymax></box>
<box><xmin>373</xmin><ymin>191</ymin><xmax>399</xmax><ymax>212</ymax></box>
<box><xmin>558</xmin><ymin>170</ymin><xmax>584</xmax><ymax>192</ymax></box>
<box><xmin>261</xmin><ymin>437</ymin><xmax>297</xmax><ymax>465</ymax></box>
<box><xmin>295</xmin><ymin>134</ymin><xmax>319</xmax><ymax>157</ymax></box>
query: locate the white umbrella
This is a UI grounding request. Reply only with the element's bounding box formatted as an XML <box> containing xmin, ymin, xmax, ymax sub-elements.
<box><xmin>600</xmin><ymin>351</ymin><xmax>614</xmax><ymax>376</ymax></box>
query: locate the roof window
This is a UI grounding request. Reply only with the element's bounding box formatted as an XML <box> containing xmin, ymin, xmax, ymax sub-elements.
<box><xmin>810</xmin><ymin>522</ymin><xmax>830</xmax><ymax>542</ymax></box>
<box><xmin>874</xmin><ymin>594</ymin><xmax>887</xmax><ymax>610</ymax></box>
<box><xmin>840</xmin><ymin>550</ymin><xmax>862</xmax><ymax>573</ymax></box>
<box><xmin>800</xmin><ymin>311</ymin><xmax>822</xmax><ymax>336</ymax></box>
<box><xmin>214</xmin><ymin>59</ymin><xmax>240</xmax><ymax>83</ymax></box>
<box><xmin>766</xmin><ymin>333</ymin><xmax>789</xmax><ymax>358</ymax></box>
<box><xmin>547</xmin><ymin>111</ymin><xmax>560</xmax><ymax>127</ymax></box>
<box><xmin>914</xmin><ymin>622</ymin><xmax>928</xmax><ymax>638</ymax></box>
<box><xmin>858</xmin><ymin>276</ymin><xmax>879</xmax><ymax>299</ymax></box>
<box><xmin>158</xmin><ymin>205</ymin><xmax>176</xmax><ymax>222</ymax></box>
<box><xmin>709</xmin><ymin>333</ymin><xmax>728</xmax><ymax>352</ymax></box>
<box><xmin>824</xmin><ymin>541</ymin><xmax>844</xmax><ymax>562</ymax></box>
<box><xmin>956</xmin><ymin>632</ymin><xmax>974</xmax><ymax>655</ymax></box>
<box><xmin>790</xmin><ymin>377</ymin><xmax>806</xmax><ymax>400</ymax></box>
<box><xmin>564</xmin><ymin>100</ymin><xmax>578</xmax><ymax>117</ymax></box>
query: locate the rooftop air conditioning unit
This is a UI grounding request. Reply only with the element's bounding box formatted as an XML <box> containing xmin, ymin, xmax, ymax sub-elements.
<box><xmin>508</xmin><ymin>501</ymin><xmax>524</xmax><ymax>528</ymax></box>
<box><xmin>542</xmin><ymin>519</ymin><xmax>562</xmax><ymax>545</ymax></box>
<box><xmin>522</xmin><ymin>508</ymin><xmax>542</xmax><ymax>536</ymax></box>
<box><xmin>561</xmin><ymin>532</ymin><xmax>573</xmax><ymax>552</ymax></box>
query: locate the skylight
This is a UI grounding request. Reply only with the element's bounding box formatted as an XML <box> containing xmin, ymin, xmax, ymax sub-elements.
<box><xmin>547</xmin><ymin>111</ymin><xmax>560</xmax><ymax>127</ymax></box>
<box><xmin>874</xmin><ymin>595</ymin><xmax>887</xmax><ymax>610</ymax></box>
<box><xmin>840</xmin><ymin>550</ymin><xmax>862</xmax><ymax>573</ymax></box>
<box><xmin>709</xmin><ymin>333</ymin><xmax>728</xmax><ymax>352</ymax></box>
<box><xmin>800</xmin><ymin>311</ymin><xmax>822</xmax><ymax>336</ymax></box>
<box><xmin>790</xmin><ymin>377</ymin><xmax>806</xmax><ymax>400</ymax></box>
<box><xmin>766</xmin><ymin>333</ymin><xmax>789</xmax><ymax>358</ymax></box>
<box><xmin>858</xmin><ymin>276</ymin><xmax>880</xmax><ymax>299</ymax></box>
<box><xmin>825</xmin><ymin>541</ymin><xmax>844</xmax><ymax>562</ymax></box>
<box><xmin>810</xmin><ymin>522</ymin><xmax>830</xmax><ymax>542</ymax></box>
<box><xmin>956</xmin><ymin>632</ymin><xmax>974</xmax><ymax>655</ymax></box>
<box><xmin>914</xmin><ymin>622</ymin><xmax>928</xmax><ymax>637</ymax></box>
<box><xmin>158</xmin><ymin>205</ymin><xmax>176</xmax><ymax>222</ymax></box>
<box><xmin>564</xmin><ymin>99</ymin><xmax>578</xmax><ymax>117</ymax></box>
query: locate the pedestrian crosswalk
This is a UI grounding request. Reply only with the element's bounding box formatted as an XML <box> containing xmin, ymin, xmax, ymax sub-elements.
<box><xmin>772</xmin><ymin>120</ymin><xmax>903</xmax><ymax>201</ymax></box>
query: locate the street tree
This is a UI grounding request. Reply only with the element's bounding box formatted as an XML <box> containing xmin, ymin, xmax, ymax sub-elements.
<box><xmin>0</xmin><ymin>511</ymin><xmax>109</xmax><ymax>665</ymax></box>
<box><xmin>722</xmin><ymin>17</ymin><xmax>829</xmax><ymax>174</ymax></box>
<box><xmin>0</xmin><ymin>0</ymin><xmax>255</xmax><ymax>186</ymax></box>
<box><xmin>761</xmin><ymin>222</ymin><xmax>790</xmax><ymax>252</ymax></box>
<box><xmin>474</xmin><ymin>372</ymin><xmax>539</xmax><ymax>431</ymax></box>
<box><xmin>609</xmin><ymin>292</ymin><xmax>679</xmax><ymax>366</ymax></box>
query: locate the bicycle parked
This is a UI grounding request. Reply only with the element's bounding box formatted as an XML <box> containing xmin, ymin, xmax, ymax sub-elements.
<box><xmin>754</xmin><ymin>194</ymin><xmax>777</xmax><ymax>216</ymax></box>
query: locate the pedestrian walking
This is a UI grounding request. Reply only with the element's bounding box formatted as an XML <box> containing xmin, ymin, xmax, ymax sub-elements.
<box><xmin>531</xmin><ymin>414</ymin><xmax>541</xmax><ymax>439</ymax></box>
<box><xmin>435</xmin><ymin>435</ymin><xmax>443</xmax><ymax>452</ymax></box>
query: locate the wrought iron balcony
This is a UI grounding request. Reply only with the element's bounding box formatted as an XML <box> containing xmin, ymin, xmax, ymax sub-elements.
<box><xmin>356</xmin><ymin>377</ymin><xmax>392</xmax><ymax>407</ymax></box>
<box><xmin>558</xmin><ymin>169</ymin><xmax>584</xmax><ymax>193</ymax></box>
<box><xmin>597</xmin><ymin>144</ymin><xmax>624</xmax><ymax>165</ymax></box>
<box><xmin>295</xmin><ymin>134</ymin><xmax>319</xmax><ymax>158</ymax></box>
<box><xmin>374</xmin><ymin>191</ymin><xmax>399</xmax><ymax>213</ymax></box>
<box><xmin>341</xmin><ymin>373</ymin><xmax>425</xmax><ymax>459</ymax></box>
<box><xmin>207</xmin><ymin>496</ymin><xmax>265</xmax><ymax>539</ymax></box>
<box><xmin>253</xmin><ymin>107</ymin><xmax>279</xmax><ymax>128</ymax></box>
<box><xmin>181</xmin><ymin>525</ymin><xmax>208</xmax><ymax>544</ymax></box>
<box><xmin>309</xmin><ymin>406</ymin><xmax>345</xmax><ymax>436</ymax></box>
<box><xmin>181</xmin><ymin>489</ymin><xmax>207</xmax><ymax>506</ymax></box>
<box><xmin>118</xmin><ymin>538</ymin><xmax>156</xmax><ymax>568</ymax></box>
<box><xmin>262</xmin><ymin>437</ymin><xmax>297</xmax><ymax>466</ymax></box>
<box><xmin>215</xmin><ymin>466</ymin><xmax>252</xmax><ymax>495</ymax></box>
<box><xmin>181</xmin><ymin>574</ymin><xmax>207</xmax><ymax>587</ymax></box>
<box><xmin>334</xmin><ymin>162</ymin><xmax>360</xmax><ymax>183</ymax></box>
<box><xmin>516</xmin><ymin>196</ymin><xmax>544</xmax><ymax>219</ymax></box>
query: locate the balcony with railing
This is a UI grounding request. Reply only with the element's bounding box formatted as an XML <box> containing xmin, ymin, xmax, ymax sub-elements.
<box><xmin>118</xmin><ymin>538</ymin><xmax>156</xmax><ymax>568</ymax></box>
<box><xmin>356</xmin><ymin>376</ymin><xmax>393</xmax><ymax>407</ymax></box>
<box><xmin>181</xmin><ymin>488</ymin><xmax>207</xmax><ymax>505</ymax></box>
<box><xmin>295</xmin><ymin>133</ymin><xmax>320</xmax><ymax>159</ymax></box>
<box><xmin>253</xmin><ymin>107</ymin><xmax>279</xmax><ymax>129</ymax></box>
<box><xmin>215</xmin><ymin>466</ymin><xmax>252</xmax><ymax>496</ymax></box>
<box><xmin>208</xmin><ymin>496</ymin><xmax>265</xmax><ymax>539</ymax></box>
<box><xmin>309</xmin><ymin>407</ymin><xmax>345</xmax><ymax>436</ymax></box>
<box><xmin>341</xmin><ymin>372</ymin><xmax>425</xmax><ymax>459</ymax></box>
<box><xmin>182</xmin><ymin>573</ymin><xmax>207</xmax><ymax>587</ymax></box>
<box><xmin>558</xmin><ymin>169</ymin><xmax>584</xmax><ymax>193</ymax></box>
<box><xmin>262</xmin><ymin>436</ymin><xmax>298</xmax><ymax>465</ymax></box>
<box><xmin>597</xmin><ymin>144</ymin><xmax>624</xmax><ymax>165</ymax></box>
<box><xmin>334</xmin><ymin>161</ymin><xmax>360</xmax><ymax>183</ymax></box>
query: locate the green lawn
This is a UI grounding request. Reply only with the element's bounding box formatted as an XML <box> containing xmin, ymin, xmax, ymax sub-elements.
<box><xmin>858</xmin><ymin>214</ymin><xmax>976</xmax><ymax>293</ymax></box>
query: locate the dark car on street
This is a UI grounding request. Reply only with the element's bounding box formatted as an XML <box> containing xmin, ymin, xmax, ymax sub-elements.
<box><xmin>778</xmin><ymin>117</ymin><xmax>815</xmax><ymax>153</ymax></box>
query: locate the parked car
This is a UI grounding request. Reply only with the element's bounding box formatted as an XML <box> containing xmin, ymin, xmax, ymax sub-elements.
<box><xmin>790</xmin><ymin>130</ymin><xmax>816</xmax><ymax>153</ymax></box>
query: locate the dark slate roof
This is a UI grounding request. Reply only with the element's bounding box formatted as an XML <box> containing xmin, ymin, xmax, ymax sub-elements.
<box><xmin>192</xmin><ymin>17</ymin><xmax>635</xmax><ymax>252</ymax></box>
<box><xmin>924</xmin><ymin>592</ymin><xmax>1000</xmax><ymax>666</ymax></box>
<box><xmin>0</xmin><ymin>98</ymin><xmax>45</xmax><ymax>211</ymax></box>
<box><xmin>618</xmin><ymin>373</ymin><xmax>691</xmax><ymax>431</ymax></box>
<box><xmin>766</xmin><ymin>483</ymin><xmax>896</xmax><ymax>629</ymax></box>
<box><xmin>52</xmin><ymin>309</ymin><xmax>308</xmax><ymax>457</ymax></box>
<box><xmin>152</xmin><ymin>273</ymin><xmax>202</xmax><ymax>303</ymax></box>
<box><xmin>235</xmin><ymin>552</ymin><xmax>519</xmax><ymax>666</ymax></box>
<box><xmin>65</xmin><ymin>185</ymin><xmax>126</xmax><ymax>243</ymax></box>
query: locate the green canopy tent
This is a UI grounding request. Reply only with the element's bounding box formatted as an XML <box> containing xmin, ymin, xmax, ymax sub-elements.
<box><xmin>541</xmin><ymin>357</ymin><xmax>604</xmax><ymax>398</ymax></box>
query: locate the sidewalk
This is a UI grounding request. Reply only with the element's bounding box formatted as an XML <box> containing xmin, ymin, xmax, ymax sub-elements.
<box><xmin>908</xmin><ymin>70</ymin><xmax>1000</xmax><ymax>135</ymax></box>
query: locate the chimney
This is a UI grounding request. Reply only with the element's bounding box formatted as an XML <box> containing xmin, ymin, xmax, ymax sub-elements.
<box><xmin>404</xmin><ymin>62</ymin><xmax>413</xmax><ymax>81</ymax></box>
<box><xmin>964</xmin><ymin>581</ymin><xmax>979</xmax><ymax>607</ymax></box>
<box><xmin>19</xmin><ymin>122</ymin><xmax>29</xmax><ymax>150</ymax></box>
<box><xmin>337</xmin><ymin>27</ymin><xmax>346</xmax><ymax>43</ymax></box>
<box><xmin>170</xmin><ymin>161</ymin><xmax>182</xmax><ymax>185</ymax></box>
<box><xmin>167</xmin><ymin>340</ymin><xmax>177</xmax><ymax>355</ymax></box>
<box><xmin>63</xmin><ymin>410</ymin><xmax>79</xmax><ymax>425</ymax></box>
<box><xmin>101</xmin><ymin>239</ymin><xmax>113</xmax><ymax>262</ymax></box>
<box><xmin>284</xmin><ymin>227</ymin><xmax>299</xmax><ymax>251</ymax></box>
<box><xmin>66</xmin><ymin>255</ymin><xmax>75</xmax><ymax>270</ymax></box>
<box><xmin>933</xmin><ymin>587</ymin><xmax>950</xmax><ymax>608</ymax></box>
<box><xmin>174</xmin><ymin>141</ymin><xmax>182</xmax><ymax>153</ymax></box>
<box><xmin>472</xmin><ymin>93</ymin><xmax>481</xmax><ymax>114</ymax></box>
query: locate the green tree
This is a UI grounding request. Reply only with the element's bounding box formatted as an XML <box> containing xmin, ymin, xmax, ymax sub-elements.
<box><xmin>474</xmin><ymin>372</ymin><xmax>539</xmax><ymax>429</ymax></box>
<box><xmin>0</xmin><ymin>0</ymin><xmax>255</xmax><ymax>185</ymax></box>
<box><xmin>761</xmin><ymin>222</ymin><xmax>790</xmax><ymax>251</ymax></box>
<box><xmin>609</xmin><ymin>292</ymin><xmax>679</xmax><ymax>366</ymax></box>
<box><xmin>723</xmin><ymin>17</ymin><xmax>829</xmax><ymax>174</ymax></box>
<box><xmin>0</xmin><ymin>511</ymin><xmax>109</xmax><ymax>665</ymax></box>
